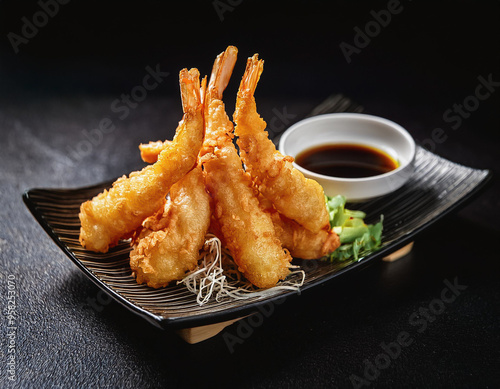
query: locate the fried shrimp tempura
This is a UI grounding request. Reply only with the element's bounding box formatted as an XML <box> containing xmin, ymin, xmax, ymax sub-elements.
<box><xmin>257</xmin><ymin>195</ymin><xmax>340</xmax><ymax>259</ymax></box>
<box><xmin>129</xmin><ymin>165</ymin><xmax>211</xmax><ymax>288</ymax></box>
<box><xmin>79</xmin><ymin>68</ymin><xmax>204</xmax><ymax>253</ymax></box>
<box><xmin>234</xmin><ymin>55</ymin><xmax>330</xmax><ymax>234</ymax></box>
<box><xmin>201</xmin><ymin>46</ymin><xmax>292</xmax><ymax>289</ymax></box>
<box><xmin>274</xmin><ymin>215</ymin><xmax>339</xmax><ymax>259</ymax></box>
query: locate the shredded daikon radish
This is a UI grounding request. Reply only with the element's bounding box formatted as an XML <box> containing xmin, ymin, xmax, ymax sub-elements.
<box><xmin>178</xmin><ymin>234</ymin><xmax>305</xmax><ymax>306</ymax></box>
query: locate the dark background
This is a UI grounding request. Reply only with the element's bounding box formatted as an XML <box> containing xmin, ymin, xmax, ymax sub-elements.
<box><xmin>1</xmin><ymin>1</ymin><xmax>499</xmax><ymax>388</ymax></box>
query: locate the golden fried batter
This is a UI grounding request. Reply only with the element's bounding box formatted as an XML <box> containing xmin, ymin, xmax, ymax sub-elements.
<box><xmin>257</xmin><ymin>195</ymin><xmax>340</xmax><ymax>259</ymax></box>
<box><xmin>129</xmin><ymin>165</ymin><xmax>211</xmax><ymax>288</ymax></box>
<box><xmin>80</xmin><ymin>47</ymin><xmax>342</xmax><ymax>293</ymax></box>
<box><xmin>79</xmin><ymin>68</ymin><xmax>204</xmax><ymax>252</ymax></box>
<box><xmin>234</xmin><ymin>55</ymin><xmax>330</xmax><ymax>234</ymax></box>
<box><xmin>201</xmin><ymin>47</ymin><xmax>292</xmax><ymax>289</ymax></box>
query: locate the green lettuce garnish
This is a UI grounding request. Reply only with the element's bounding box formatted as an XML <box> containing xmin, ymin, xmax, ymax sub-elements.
<box><xmin>325</xmin><ymin>195</ymin><xmax>383</xmax><ymax>262</ymax></box>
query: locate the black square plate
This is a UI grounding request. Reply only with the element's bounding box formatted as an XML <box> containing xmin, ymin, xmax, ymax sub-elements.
<box><xmin>23</xmin><ymin>146</ymin><xmax>491</xmax><ymax>329</ymax></box>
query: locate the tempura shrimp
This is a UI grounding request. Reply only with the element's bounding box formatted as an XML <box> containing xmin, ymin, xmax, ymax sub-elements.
<box><xmin>79</xmin><ymin>68</ymin><xmax>204</xmax><ymax>252</ymax></box>
<box><xmin>201</xmin><ymin>47</ymin><xmax>292</xmax><ymax>289</ymax></box>
<box><xmin>234</xmin><ymin>55</ymin><xmax>330</xmax><ymax>234</ymax></box>
<box><xmin>255</xmin><ymin>195</ymin><xmax>339</xmax><ymax>259</ymax></box>
<box><xmin>129</xmin><ymin>165</ymin><xmax>211</xmax><ymax>288</ymax></box>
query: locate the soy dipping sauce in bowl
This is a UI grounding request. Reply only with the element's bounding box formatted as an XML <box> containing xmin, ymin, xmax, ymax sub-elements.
<box><xmin>279</xmin><ymin>113</ymin><xmax>416</xmax><ymax>202</ymax></box>
<box><xmin>295</xmin><ymin>143</ymin><xmax>399</xmax><ymax>179</ymax></box>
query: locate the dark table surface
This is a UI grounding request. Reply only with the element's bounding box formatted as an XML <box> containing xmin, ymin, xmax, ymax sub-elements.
<box><xmin>1</xmin><ymin>1</ymin><xmax>499</xmax><ymax>388</ymax></box>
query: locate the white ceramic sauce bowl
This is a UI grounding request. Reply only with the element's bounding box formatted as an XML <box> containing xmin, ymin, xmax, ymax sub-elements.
<box><xmin>279</xmin><ymin>113</ymin><xmax>416</xmax><ymax>202</ymax></box>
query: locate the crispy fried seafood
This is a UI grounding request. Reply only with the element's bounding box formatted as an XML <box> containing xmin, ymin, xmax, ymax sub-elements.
<box><xmin>200</xmin><ymin>47</ymin><xmax>292</xmax><ymax>289</ymax></box>
<box><xmin>234</xmin><ymin>55</ymin><xmax>330</xmax><ymax>234</ymax></box>
<box><xmin>129</xmin><ymin>165</ymin><xmax>211</xmax><ymax>288</ymax></box>
<box><xmin>79</xmin><ymin>68</ymin><xmax>204</xmax><ymax>252</ymax></box>
<box><xmin>258</xmin><ymin>195</ymin><xmax>340</xmax><ymax>259</ymax></box>
<box><xmin>79</xmin><ymin>46</ymin><xmax>341</xmax><ymax>292</ymax></box>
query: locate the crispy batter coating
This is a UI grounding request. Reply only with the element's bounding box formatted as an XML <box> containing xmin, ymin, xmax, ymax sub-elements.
<box><xmin>201</xmin><ymin>47</ymin><xmax>292</xmax><ymax>289</ymax></box>
<box><xmin>258</xmin><ymin>196</ymin><xmax>339</xmax><ymax>259</ymax></box>
<box><xmin>234</xmin><ymin>55</ymin><xmax>330</xmax><ymax>234</ymax></box>
<box><xmin>273</xmin><ymin>214</ymin><xmax>340</xmax><ymax>259</ymax></box>
<box><xmin>79</xmin><ymin>69</ymin><xmax>204</xmax><ymax>252</ymax></box>
<box><xmin>80</xmin><ymin>47</ymin><xmax>342</xmax><ymax>293</ymax></box>
<box><xmin>129</xmin><ymin>165</ymin><xmax>211</xmax><ymax>288</ymax></box>
<box><xmin>202</xmin><ymin>114</ymin><xmax>291</xmax><ymax>288</ymax></box>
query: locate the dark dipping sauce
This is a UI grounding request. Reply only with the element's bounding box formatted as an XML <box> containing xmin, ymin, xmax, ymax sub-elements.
<box><xmin>295</xmin><ymin>143</ymin><xmax>398</xmax><ymax>178</ymax></box>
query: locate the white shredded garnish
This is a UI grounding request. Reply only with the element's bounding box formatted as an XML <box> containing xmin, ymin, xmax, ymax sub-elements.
<box><xmin>178</xmin><ymin>233</ymin><xmax>305</xmax><ymax>306</ymax></box>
